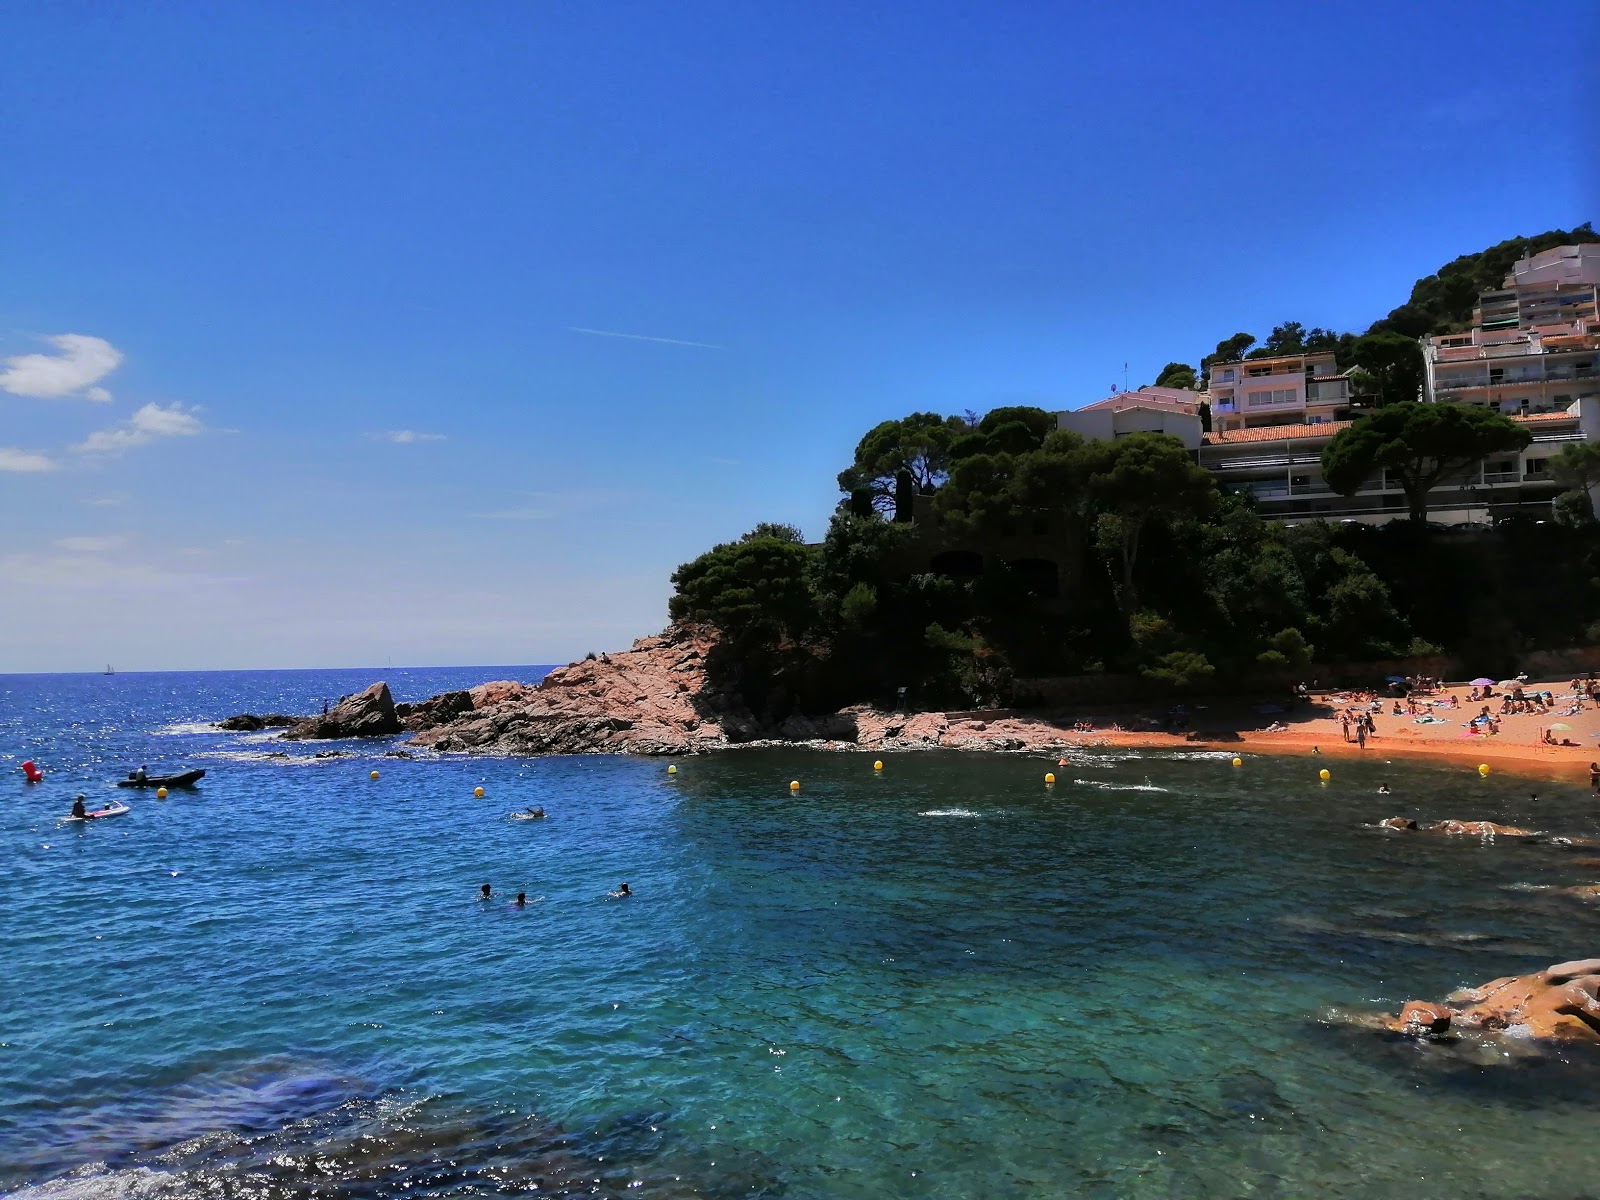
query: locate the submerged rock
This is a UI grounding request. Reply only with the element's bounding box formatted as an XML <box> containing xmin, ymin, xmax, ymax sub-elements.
<box><xmin>216</xmin><ymin>712</ymin><xmax>296</xmax><ymax>732</ymax></box>
<box><xmin>282</xmin><ymin>683</ymin><xmax>402</xmax><ymax>740</ymax></box>
<box><xmin>1376</xmin><ymin>816</ymin><xmax>1537</xmax><ymax>838</ymax></box>
<box><xmin>1375</xmin><ymin>958</ymin><xmax>1600</xmax><ymax>1047</ymax></box>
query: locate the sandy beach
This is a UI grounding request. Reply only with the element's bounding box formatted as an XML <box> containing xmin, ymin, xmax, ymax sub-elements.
<box><xmin>1074</xmin><ymin>677</ymin><xmax>1600</xmax><ymax>781</ymax></box>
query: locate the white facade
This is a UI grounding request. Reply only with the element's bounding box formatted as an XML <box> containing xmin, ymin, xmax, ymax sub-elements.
<box><xmin>1207</xmin><ymin>352</ymin><xmax>1351</xmax><ymax>432</ymax></box>
<box><xmin>1513</xmin><ymin>244</ymin><xmax>1600</xmax><ymax>288</ymax></box>
<box><xmin>1056</xmin><ymin>402</ymin><xmax>1202</xmax><ymax>450</ymax></box>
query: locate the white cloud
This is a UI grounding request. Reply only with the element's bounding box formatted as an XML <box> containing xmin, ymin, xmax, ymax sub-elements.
<box><xmin>55</xmin><ymin>535</ymin><xmax>125</xmax><ymax>553</ymax></box>
<box><xmin>0</xmin><ymin>334</ymin><xmax>122</xmax><ymax>400</ymax></box>
<box><xmin>0</xmin><ymin>447</ymin><xmax>58</xmax><ymax>473</ymax></box>
<box><xmin>369</xmin><ymin>429</ymin><xmax>445</xmax><ymax>444</ymax></box>
<box><xmin>74</xmin><ymin>403</ymin><xmax>204</xmax><ymax>455</ymax></box>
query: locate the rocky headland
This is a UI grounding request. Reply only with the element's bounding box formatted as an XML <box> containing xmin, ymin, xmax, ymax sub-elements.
<box><xmin>213</xmin><ymin>625</ymin><xmax>1126</xmax><ymax>756</ymax></box>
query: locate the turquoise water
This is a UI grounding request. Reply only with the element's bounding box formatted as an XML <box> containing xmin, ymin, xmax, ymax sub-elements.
<box><xmin>4</xmin><ymin>669</ymin><xmax>1600</xmax><ymax>1197</ymax></box>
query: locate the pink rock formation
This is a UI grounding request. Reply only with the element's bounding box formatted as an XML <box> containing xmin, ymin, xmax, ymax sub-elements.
<box><xmin>1379</xmin><ymin>959</ymin><xmax>1600</xmax><ymax>1045</ymax></box>
<box><xmin>409</xmin><ymin>626</ymin><xmax>729</xmax><ymax>756</ymax></box>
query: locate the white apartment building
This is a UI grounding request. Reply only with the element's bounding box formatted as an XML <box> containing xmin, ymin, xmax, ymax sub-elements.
<box><xmin>1196</xmin><ymin>405</ymin><xmax>1595</xmax><ymax>524</ymax></box>
<box><xmin>1055</xmin><ymin>387</ymin><xmax>1203</xmax><ymax>450</ymax></box>
<box><xmin>1206</xmin><ymin>351</ymin><xmax>1353</xmax><ymax>432</ymax></box>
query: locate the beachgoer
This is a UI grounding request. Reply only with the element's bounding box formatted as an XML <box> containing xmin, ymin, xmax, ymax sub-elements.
<box><xmin>71</xmin><ymin>795</ymin><xmax>87</xmax><ymax>818</ymax></box>
<box><xmin>1590</xmin><ymin>762</ymin><xmax>1599</xmax><ymax>792</ymax></box>
<box><xmin>526</xmin><ymin>806</ymin><xmax>545</xmax><ymax>818</ymax></box>
<box><xmin>136</xmin><ymin>765</ymin><xmax>147</xmax><ymax>784</ymax></box>
<box><xmin>1378</xmin><ymin>785</ymin><xmax>1390</xmax><ymax>795</ymax></box>
<box><xmin>480</xmin><ymin>883</ymin><xmax>492</xmax><ymax>900</ymax></box>
<box><xmin>515</xmin><ymin>892</ymin><xmax>527</xmax><ymax>907</ymax></box>
<box><xmin>610</xmin><ymin>882</ymin><xmax>632</xmax><ymax>898</ymax></box>
<box><xmin>1357</xmin><ymin>725</ymin><xmax>1367</xmax><ymax>749</ymax></box>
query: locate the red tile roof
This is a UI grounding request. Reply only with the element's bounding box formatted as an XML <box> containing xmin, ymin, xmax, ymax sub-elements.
<box><xmin>1201</xmin><ymin>410</ymin><xmax>1575</xmax><ymax>446</ymax></box>
<box><xmin>1204</xmin><ymin>421</ymin><xmax>1352</xmax><ymax>444</ymax></box>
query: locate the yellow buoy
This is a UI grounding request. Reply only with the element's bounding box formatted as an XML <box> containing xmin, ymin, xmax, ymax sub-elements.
<box><xmin>667</xmin><ymin>765</ymin><xmax>677</xmax><ymax>775</ymax></box>
<box><xmin>1319</xmin><ymin>768</ymin><xmax>1331</xmax><ymax>781</ymax></box>
<box><xmin>1231</xmin><ymin>757</ymin><xmax>1242</xmax><ymax>768</ymax></box>
<box><xmin>873</xmin><ymin>760</ymin><xmax>883</xmax><ymax>771</ymax></box>
<box><xmin>1044</xmin><ymin>772</ymin><xmax>1056</xmax><ymax>785</ymax></box>
<box><xmin>790</xmin><ymin>780</ymin><xmax>801</xmax><ymax>791</ymax></box>
<box><xmin>370</xmin><ymin>770</ymin><xmax>380</xmax><ymax>781</ymax></box>
<box><xmin>1478</xmin><ymin>763</ymin><xmax>1490</xmax><ymax>777</ymax></box>
<box><xmin>474</xmin><ymin>786</ymin><xmax>485</xmax><ymax>798</ymax></box>
<box><xmin>156</xmin><ymin>787</ymin><xmax>168</xmax><ymax>799</ymax></box>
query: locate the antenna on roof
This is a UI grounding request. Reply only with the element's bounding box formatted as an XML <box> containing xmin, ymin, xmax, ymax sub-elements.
<box><xmin>1123</xmin><ymin>362</ymin><xmax>1129</xmax><ymax>393</ymax></box>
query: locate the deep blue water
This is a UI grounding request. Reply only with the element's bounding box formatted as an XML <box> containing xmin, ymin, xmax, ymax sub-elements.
<box><xmin>4</xmin><ymin>668</ymin><xmax>1600</xmax><ymax>1198</ymax></box>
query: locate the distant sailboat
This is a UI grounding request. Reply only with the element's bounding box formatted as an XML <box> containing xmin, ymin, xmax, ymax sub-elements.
<box><xmin>104</xmin><ymin>664</ymin><xmax>115</xmax><ymax>675</ymax></box>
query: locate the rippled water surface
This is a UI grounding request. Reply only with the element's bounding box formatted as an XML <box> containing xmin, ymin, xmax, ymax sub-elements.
<box><xmin>5</xmin><ymin>669</ymin><xmax>1600</xmax><ymax>1197</ymax></box>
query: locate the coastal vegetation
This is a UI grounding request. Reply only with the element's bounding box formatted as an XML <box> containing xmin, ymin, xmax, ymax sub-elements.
<box><xmin>669</xmin><ymin>229</ymin><xmax>1600</xmax><ymax>718</ymax></box>
<box><xmin>670</xmin><ymin>404</ymin><xmax>1600</xmax><ymax>717</ymax></box>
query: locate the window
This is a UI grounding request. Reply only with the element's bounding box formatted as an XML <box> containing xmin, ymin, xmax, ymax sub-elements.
<box><xmin>1220</xmin><ymin>368</ymin><xmax>1235</xmax><ymax>382</ymax></box>
<box><xmin>1526</xmin><ymin>459</ymin><xmax>1548</xmax><ymax>476</ymax></box>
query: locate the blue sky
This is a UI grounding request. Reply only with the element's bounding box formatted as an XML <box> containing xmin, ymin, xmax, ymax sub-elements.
<box><xmin>2</xmin><ymin>1</ymin><xmax>1595</xmax><ymax>671</ymax></box>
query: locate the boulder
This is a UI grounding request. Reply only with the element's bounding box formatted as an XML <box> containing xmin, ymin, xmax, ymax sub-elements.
<box><xmin>402</xmin><ymin>689</ymin><xmax>475</xmax><ymax>733</ymax></box>
<box><xmin>283</xmin><ymin>683</ymin><xmax>402</xmax><ymax>740</ymax></box>
<box><xmin>217</xmin><ymin>713</ymin><xmax>296</xmax><ymax>732</ymax></box>
<box><xmin>1378</xmin><ymin>959</ymin><xmax>1600</xmax><ymax>1046</ymax></box>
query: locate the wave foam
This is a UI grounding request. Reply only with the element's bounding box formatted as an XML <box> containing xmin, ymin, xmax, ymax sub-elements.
<box><xmin>1072</xmin><ymin>780</ymin><xmax>1167</xmax><ymax>792</ymax></box>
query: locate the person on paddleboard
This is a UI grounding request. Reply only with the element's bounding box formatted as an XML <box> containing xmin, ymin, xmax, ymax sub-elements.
<box><xmin>71</xmin><ymin>795</ymin><xmax>87</xmax><ymax>819</ymax></box>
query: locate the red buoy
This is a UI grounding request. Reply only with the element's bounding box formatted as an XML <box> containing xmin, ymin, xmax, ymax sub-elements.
<box><xmin>21</xmin><ymin>760</ymin><xmax>44</xmax><ymax>784</ymax></box>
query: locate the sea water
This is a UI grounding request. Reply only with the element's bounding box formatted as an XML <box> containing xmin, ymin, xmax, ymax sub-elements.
<box><xmin>3</xmin><ymin>668</ymin><xmax>1600</xmax><ymax>1197</ymax></box>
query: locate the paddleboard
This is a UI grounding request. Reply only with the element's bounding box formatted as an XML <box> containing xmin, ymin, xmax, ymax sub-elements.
<box><xmin>65</xmin><ymin>803</ymin><xmax>131</xmax><ymax>822</ymax></box>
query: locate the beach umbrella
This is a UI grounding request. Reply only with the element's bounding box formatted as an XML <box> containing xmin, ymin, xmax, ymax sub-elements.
<box><xmin>1469</xmin><ymin>677</ymin><xmax>1495</xmax><ymax>687</ymax></box>
<box><xmin>1548</xmin><ymin>722</ymin><xmax>1573</xmax><ymax>731</ymax></box>
<box><xmin>1384</xmin><ymin>675</ymin><xmax>1407</xmax><ymax>683</ymax></box>
<box><xmin>1497</xmin><ymin>679</ymin><xmax>1521</xmax><ymax>689</ymax></box>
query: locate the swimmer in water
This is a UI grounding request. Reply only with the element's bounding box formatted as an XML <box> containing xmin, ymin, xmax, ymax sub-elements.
<box><xmin>525</xmin><ymin>806</ymin><xmax>545</xmax><ymax>818</ymax></box>
<box><xmin>1378</xmin><ymin>784</ymin><xmax>1391</xmax><ymax>795</ymax></box>
<box><xmin>71</xmin><ymin>795</ymin><xmax>87</xmax><ymax>819</ymax></box>
<box><xmin>610</xmin><ymin>882</ymin><xmax>632</xmax><ymax>898</ymax></box>
<box><xmin>480</xmin><ymin>883</ymin><xmax>492</xmax><ymax>900</ymax></box>
<box><xmin>515</xmin><ymin>892</ymin><xmax>527</xmax><ymax>907</ymax></box>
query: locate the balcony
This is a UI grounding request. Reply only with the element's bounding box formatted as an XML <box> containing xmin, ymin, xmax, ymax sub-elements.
<box><xmin>1480</xmin><ymin>470</ymin><xmax>1520</xmax><ymax>485</ymax></box>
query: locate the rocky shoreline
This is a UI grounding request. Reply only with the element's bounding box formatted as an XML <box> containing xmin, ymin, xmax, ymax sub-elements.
<box><xmin>219</xmin><ymin>624</ymin><xmax>1139</xmax><ymax>757</ymax></box>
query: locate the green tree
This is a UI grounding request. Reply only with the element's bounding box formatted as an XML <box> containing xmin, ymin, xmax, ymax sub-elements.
<box><xmin>1320</xmin><ymin>402</ymin><xmax>1532</xmax><ymax>524</ymax></box>
<box><xmin>1348</xmin><ymin>332</ymin><xmax>1425</xmax><ymax>406</ymax></box>
<box><xmin>836</xmin><ymin>412</ymin><xmax>966</xmax><ymax>522</ymax></box>
<box><xmin>1551</xmin><ymin>441</ymin><xmax>1600</xmax><ymax>520</ymax></box>
<box><xmin>1257</xmin><ymin>321</ymin><xmax>1307</xmax><ymax>357</ymax></box>
<box><xmin>1154</xmin><ymin>361</ymin><xmax>1198</xmax><ymax>390</ymax></box>
<box><xmin>1201</xmin><ymin>332</ymin><xmax>1256</xmax><ymax>383</ymax></box>
<box><xmin>1084</xmin><ymin>433</ymin><xmax>1217</xmax><ymax>612</ymax></box>
<box><xmin>669</xmin><ymin>536</ymin><xmax>819</xmax><ymax>646</ymax></box>
<box><xmin>740</xmin><ymin>521</ymin><xmax>804</xmax><ymax>543</ymax></box>
<box><xmin>1553</xmin><ymin>490</ymin><xmax>1597</xmax><ymax>529</ymax></box>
